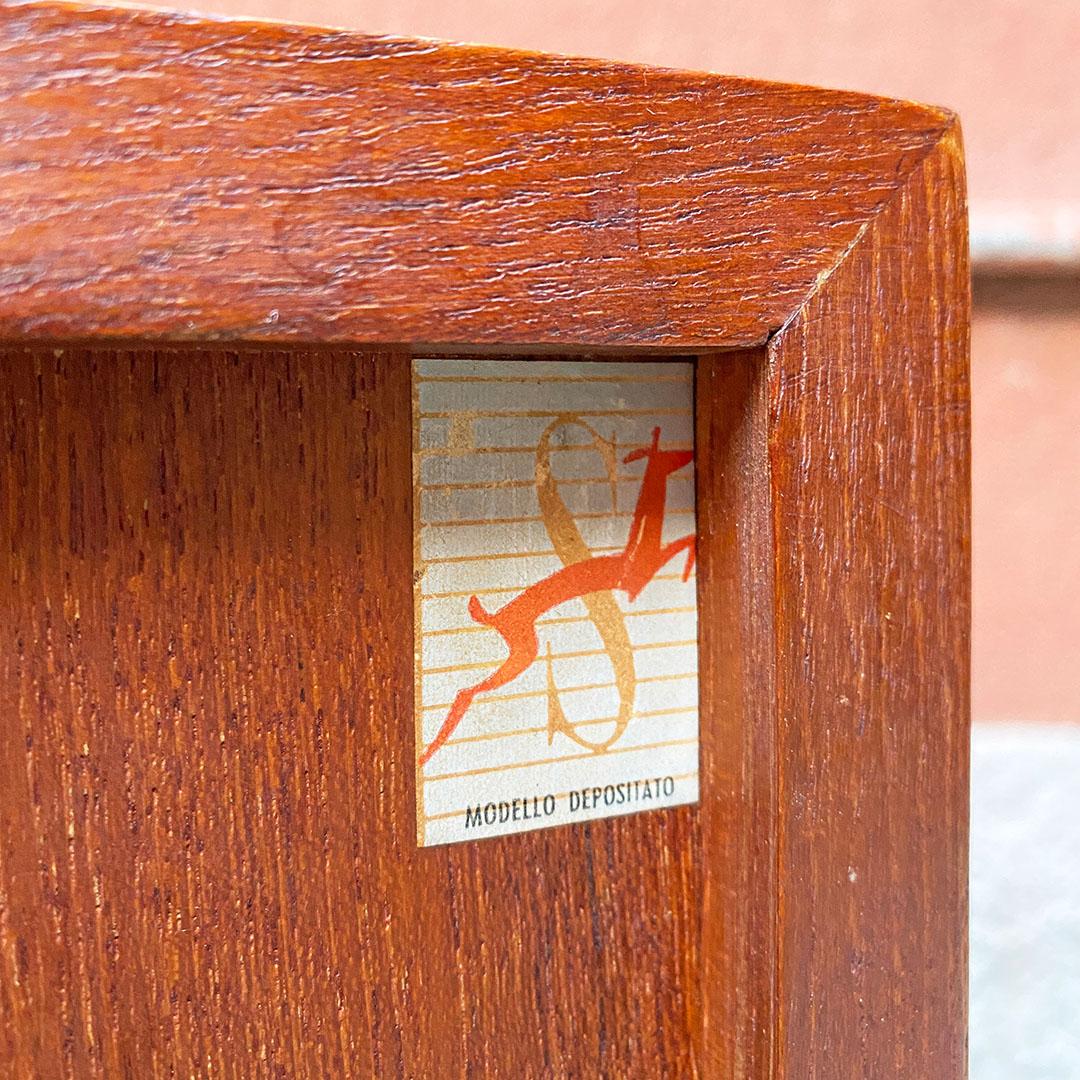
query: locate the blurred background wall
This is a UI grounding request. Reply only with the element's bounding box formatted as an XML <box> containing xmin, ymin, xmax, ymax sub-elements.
<box><xmin>158</xmin><ymin>0</ymin><xmax>1080</xmax><ymax>1073</ymax></box>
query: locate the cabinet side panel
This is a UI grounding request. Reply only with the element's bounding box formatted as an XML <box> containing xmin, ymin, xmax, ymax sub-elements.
<box><xmin>768</xmin><ymin>134</ymin><xmax>970</xmax><ymax>1077</ymax></box>
<box><xmin>0</xmin><ymin>345</ymin><xmax>703</xmax><ymax>1077</ymax></box>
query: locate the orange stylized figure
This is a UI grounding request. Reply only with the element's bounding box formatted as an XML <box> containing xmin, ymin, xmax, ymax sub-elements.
<box><xmin>419</xmin><ymin>425</ymin><xmax>694</xmax><ymax>767</ymax></box>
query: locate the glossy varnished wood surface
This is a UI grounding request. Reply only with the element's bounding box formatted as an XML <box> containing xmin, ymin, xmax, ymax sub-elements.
<box><xmin>769</xmin><ymin>130</ymin><xmax>970</xmax><ymax>1076</ymax></box>
<box><xmin>0</xmin><ymin>345</ymin><xmax>712</xmax><ymax>1077</ymax></box>
<box><xmin>0</xmin><ymin>2</ymin><xmax>954</xmax><ymax>348</ymax></box>
<box><xmin>0</xmin><ymin>3</ymin><xmax>970</xmax><ymax>1076</ymax></box>
<box><xmin>695</xmin><ymin>349</ymin><xmax>777</xmax><ymax>1076</ymax></box>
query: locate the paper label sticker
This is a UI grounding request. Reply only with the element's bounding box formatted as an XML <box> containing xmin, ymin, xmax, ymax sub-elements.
<box><xmin>413</xmin><ymin>359</ymin><xmax>699</xmax><ymax>846</ymax></box>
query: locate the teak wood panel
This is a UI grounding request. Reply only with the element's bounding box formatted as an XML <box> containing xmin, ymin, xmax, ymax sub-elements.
<box><xmin>768</xmin><ymin>134</ymin><xmax>969</xmax><ymax>1076</ymax></box>
<box><xmin>1</xmin><ymin>344</ymin><xmax>743</xmax><ymax>1078</ymax></box>
<box><xmin>0</xmin><ymin>2</ymin><xmax>956</xmax><ymax>350</ymax></box>
<box><xmin>0</xmin><ymin>2</ymin><xmax>970</xmax><ymax>1077</ymax></box>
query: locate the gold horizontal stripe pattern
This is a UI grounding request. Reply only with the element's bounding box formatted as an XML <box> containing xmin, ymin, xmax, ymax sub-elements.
<box><xmin>423</xmin><ymin>737</ymin><xmax>698</xmax><ymax>784</ymax></box>
<box><xmin>416</xmin><ymin>374</ymin><xmax>688</xmax><ymax>384</ymax></box>
<box><xmin>422</xmin><ymin>543</ymin><xmax>623</xmax><ymax>567</ymax></box>
<box><xmin>422</xmin><ymin>603</ymin><xmax>697</xmax><ymax>638</ymax></box>
<box><xmin>416</xmin><ymin>441</ymin><xmax>692</xmax><ymax>459</ymax></box>
<box><xmin>418</xmin><ymin>407</ymin><xmax>693</xmax><ymax>419</ymax></box>
<box><xmin>443</xmin><ymin>705</ymin><xmax>695</xmax><ymax>747</ymax></box>
<box><xmin>419</xmin><ymin>505</ymin><xmax>694</xmax><ymax>530</ymax></box>
<box><xmin>421</xmin><ymin>669</ymin><xmax>697</xmax><ymax>713</ymax></box>
<box><xmin>421</xmin><ymin>571</ymin><xmax>692</xmax><ymax>601</ymax></box>
<box><xmin>419</xmin><ymin>473</ymin><xmax>648</xmax><ymax>492</ymax></box>
<box><xmin>421</xmin><ymin>637</ymin><xmax>698</xmax><ymax>676</ymax></box>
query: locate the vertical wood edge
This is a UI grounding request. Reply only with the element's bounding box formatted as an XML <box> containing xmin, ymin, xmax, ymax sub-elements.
<box><xmin>696</xmin><ymin>348</ymin><xmax>778</xmax><ymax>1078</ymax></box>
<box><xmin>765</xmin><ymin>129</ymin><xmax>970</xmax><ymax>1078</ymax></box>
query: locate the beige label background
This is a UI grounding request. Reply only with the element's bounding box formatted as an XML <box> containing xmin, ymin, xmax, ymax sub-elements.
<box><xmin>413</xmin><ymin>359</ymin><xmax>699</xmax><ymax>846</ymax></box>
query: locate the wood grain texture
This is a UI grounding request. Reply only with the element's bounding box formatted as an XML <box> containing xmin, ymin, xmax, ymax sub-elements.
<box><xmin>0</xmin><ymin>1</ymin><xmax>955</xmax><ymax>348</ymax></box>
<box><xmin>768</xmin><ymin>129</ymin><xmax>970</xmax><ymax>1076</ymax></box>
<box><xmin>0</xmin><ymin>345</ymin><xmax>713</xmax><ymax>1078</ymax></box>
<box><xmin>695</xmin><ymin>349</ymin><xmax>777</xmax><ymax>1077</ymax></box>
<box><xmin>0</xmin><ymin>4</ymin><xmax>970</xmax><ymax>1076</ymax></box>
